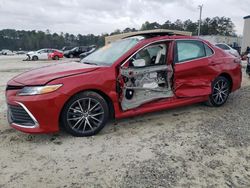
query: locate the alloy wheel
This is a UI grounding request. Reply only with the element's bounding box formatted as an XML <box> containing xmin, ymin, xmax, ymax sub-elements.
<box><xmin>211</xmin><ymin>79</ymin><xmax>229</xmax><ymax>105</ymax></box>
<box><xmin>66</xmin><ymin>98</ymin><xmax>105</xmax><ymax>134</ymax></box>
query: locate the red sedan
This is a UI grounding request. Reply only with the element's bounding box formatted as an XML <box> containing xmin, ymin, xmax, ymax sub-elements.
<box><xmin>6</xmin><ymin>33</ymin><xmax>242</xmax><ymax>136</ymax></box>
<box><xmin>48</xmin><ymin>49</ymin><xmax>64</xmax><ymax>60</ymax></box>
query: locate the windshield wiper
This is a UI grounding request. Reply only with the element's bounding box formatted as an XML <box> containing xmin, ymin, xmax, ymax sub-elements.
<box><xmin>82</xmin><ymin>61</ymin><xmax>98</xmax><ymax>65</ymax></box>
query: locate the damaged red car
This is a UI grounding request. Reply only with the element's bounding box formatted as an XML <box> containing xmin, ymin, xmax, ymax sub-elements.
<box><xmin>6</xmin><ymin>33</ymin><xmax>242</xmax><ymax>136</ymax></box>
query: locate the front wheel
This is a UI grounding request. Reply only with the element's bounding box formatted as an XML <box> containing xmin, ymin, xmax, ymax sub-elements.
<box><xmin>32</xmin><ymin>56</ymin><xmax>38</xmax><ymax>61</ymax></box>
<box><xmin>206</xmin><ymin>76</ymin><xmax>231</xmax><ymax>107</ymax></box>
<box><xmin>61</xmin><ymin>91</ymin><xmax>109</xmax><ymax>137</ymax></box>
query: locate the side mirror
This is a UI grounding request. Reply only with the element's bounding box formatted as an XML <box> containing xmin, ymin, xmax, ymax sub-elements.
<box><xmin>132</xmin><ymin>59</ymin><xmax>146</xmax><ymax>67</ymax></box>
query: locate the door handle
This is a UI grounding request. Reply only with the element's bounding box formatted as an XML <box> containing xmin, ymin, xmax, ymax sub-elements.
<box><xmin>210</xmin><ymin>61</ymin><xmax>218</xmax><ymax>65</ymax></box>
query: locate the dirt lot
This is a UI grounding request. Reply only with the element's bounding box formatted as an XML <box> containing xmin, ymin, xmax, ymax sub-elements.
<box><xmin>0</xmin><ymin>55</ymin><xmax>250</xmax><ymax>188</ymax></box>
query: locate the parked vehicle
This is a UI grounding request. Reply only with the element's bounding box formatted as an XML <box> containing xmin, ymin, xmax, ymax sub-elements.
<box><xmin>16</xmin><ymin>51</ymin><xmax>27</xmax><ymax>55</ymax></box>
<box><xmin>1</xmin><ymin>49</ymin><xmax>14</xmax><ymax>55</ymax></box>
<box><xmin>215</xmin><ymin>43</ymin><xmax>240</xmax><ymax>57</ymax></box>
<box><xmin>61</xmin><ymin>46</ymin><xmax>74</xmax><ymax>51</ymax></box>
<box><xmin>246</xmin><ymin>53</ymin><xmax>250</xmax><ymax>76</ymax></box>
<box><xmin>26</xmin><ymin>49</ymin><xmax>63</xmax><ymax>61</ymax></box>
<box><xmin>64</xmin><ymin>46</ymin><xmax>91</xmax><ymax>58</ymax></box>
<box><xmin>6</xmin><ymin>33</ymin><xmax>242</xmax><ymax>137</ymax></box>
<box><xmin>79</xmin><ymin>45</ymin><xmax>97</xmax><ymax>59</ymax></box>
<box><xmin>48</xmin><ymin>50</ymin><xmax>64</xmax><ymax>60</ymax></box>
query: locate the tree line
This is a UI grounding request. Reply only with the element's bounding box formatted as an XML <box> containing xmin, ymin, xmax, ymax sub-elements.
<box><xmin>0</xmin><ymin>16</ymin><xmax>236</xmax><ymax>51</ymax></box>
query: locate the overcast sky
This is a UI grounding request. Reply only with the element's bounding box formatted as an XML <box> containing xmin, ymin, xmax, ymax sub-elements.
<box><xmin>0</xmin><ymin>0</ymin><xmax>248</xmax><ymax>35</ymax></box>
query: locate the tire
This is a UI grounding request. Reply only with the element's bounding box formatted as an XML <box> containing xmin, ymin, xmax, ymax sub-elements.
<box><xmin>69</xmin><ymin>54</ymin><xmax>74</xmax><ymax>58</ymax></box>
<box><xmin>61</xmin><ymin>91</ymin><xmax>109</xmax><ymax>137</ymax></box>
<box><xmin>32</xmin><ymin>56</ymin><xmax>38</xmax><ymax>61</ymax></box>
<box><xmin>53</xmin><ymin>56</ymin><xmax>59</xmax><ymax>60</ymax></box>
<box><xmin>206</xmin><ymin>76</ymin><xmax>231</xmax><ymax>107</ymax></box>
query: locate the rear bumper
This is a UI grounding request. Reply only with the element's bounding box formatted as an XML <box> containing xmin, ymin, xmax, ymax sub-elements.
<box><xmin>231</xmin><ymin>65</ymin><xmax>242</xmax><ymax>92</ymax></box>
<box><xmin>6</xmin><ymin>89</ymin><xmax>69</xmax><ymax>134</ymax></box>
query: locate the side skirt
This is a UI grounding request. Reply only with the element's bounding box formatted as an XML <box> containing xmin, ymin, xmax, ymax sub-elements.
<box><xmin>114</xmin><ymin>96</ymin><xmax>208</xmax><ymax>119</ymax></box>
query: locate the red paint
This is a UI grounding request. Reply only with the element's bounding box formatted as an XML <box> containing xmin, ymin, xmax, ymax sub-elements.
<box><xmin>6</xmin><ymin>35</ymin><xmax>242</xmax><ymax>134</ymax></box>
<box><xmin>48</xmin><ymin>50</ymin><xmax>64</xmax><ymax>60</ymax></box>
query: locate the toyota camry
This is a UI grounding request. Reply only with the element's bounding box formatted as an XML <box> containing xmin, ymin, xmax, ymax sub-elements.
<box><xmin>6</xmin><ymin>32</ymin><xmax>242</xmax><ymax>136</ymax></box>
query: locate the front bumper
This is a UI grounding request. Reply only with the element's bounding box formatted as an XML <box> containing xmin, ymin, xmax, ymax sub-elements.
<box><xmin>6</xmin><ymin>87</ymin><xmax>69</xmax><ymax>134</ymax></box>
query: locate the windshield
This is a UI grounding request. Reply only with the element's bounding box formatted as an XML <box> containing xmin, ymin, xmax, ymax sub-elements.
<box><xmin>81</xmin><ymin>37</ymin><xmax>143</xmax><ymax>66</ymax></box>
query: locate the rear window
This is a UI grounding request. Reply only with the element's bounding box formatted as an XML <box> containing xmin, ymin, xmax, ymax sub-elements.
<box><xmin>215</xmin><ymin>44</ymin><xmax>230</xmax><ymax>50</ymax></box>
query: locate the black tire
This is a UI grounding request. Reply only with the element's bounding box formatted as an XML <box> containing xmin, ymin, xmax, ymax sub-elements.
<box><xmin>61</xmin><ymin>91</ymin><xmax>109</xmax><ymax>137</ymax></box>
<box><xmin>206</xmin><ymin>76</ymin><xmax>231</xmax><ymax>107</ymax></box>
<box><xmin>32</xmin><ymin>56</ymin><xmax>38</xmax><ymax>61</ymax></box>
<box><xmin>69</xmin><ymin>54</ymin><xmax>74</xmax><ymax>58</ymax></box>
<box><xmin>53</xmin><ymin>56</ymin><xmax>59</xmax><ymax>60</ymax></box>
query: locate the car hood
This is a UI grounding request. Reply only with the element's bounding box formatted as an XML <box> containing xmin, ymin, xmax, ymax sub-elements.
<box><xmin>12</xmin><ymin>62</ymin><xmax>100</xmax><ymax>85</ymax></box>
<box><xmin>27</xmin><ymin>51</ymin><xmax>35</xmax><ymax>55</ymax></box>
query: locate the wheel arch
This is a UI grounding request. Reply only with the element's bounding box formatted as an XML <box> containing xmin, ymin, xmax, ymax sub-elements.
<box><xmin>218</xmin><ymin>72</ymin><xmax>233</xmax><ymax>92</ymax></box>
<box><xmin>90</xmin><ymin>89</ymin><xmax>115</xmax><ymax>119</ymax></box>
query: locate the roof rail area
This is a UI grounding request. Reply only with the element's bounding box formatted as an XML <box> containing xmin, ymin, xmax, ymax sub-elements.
<box><xmin>105</xmin><ymin>29</ymin><xmax>192</xmax><ymax>44</ymax></box>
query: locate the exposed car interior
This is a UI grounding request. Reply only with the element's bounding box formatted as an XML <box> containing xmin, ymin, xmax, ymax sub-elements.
<box><xmin>120</xmin><ymin>42</ymin><xmax>174</xmax><ymax>110</ymax></box>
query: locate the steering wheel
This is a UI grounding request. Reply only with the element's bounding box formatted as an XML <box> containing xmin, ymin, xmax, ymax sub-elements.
<box><xmin>150</xmin><ymin>56</ymin><xmax>156</xmax><ymax>65</ymax></box>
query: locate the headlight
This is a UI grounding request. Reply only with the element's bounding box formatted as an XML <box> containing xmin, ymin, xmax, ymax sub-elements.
<box><xmin>18</xmin><ymin>84</ymin><xmax>63</xmax><ymax>96</ymax></box>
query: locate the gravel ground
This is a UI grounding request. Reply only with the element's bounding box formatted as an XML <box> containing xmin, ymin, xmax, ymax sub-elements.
<box><xmin>0</xmin><ymin>56</ymin><xmax>250</xmax><ymax>188</ymax></box>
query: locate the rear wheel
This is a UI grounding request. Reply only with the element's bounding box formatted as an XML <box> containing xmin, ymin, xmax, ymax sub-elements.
<box><xmin>61</xmin><ymin>91</ymin><xmax>109</xmax><ymax>137</ymax></box>
<box><xmin>206</xmin><ymin>76</ymin><xmax>230</xmax><ymax>107</ymax></box>
<box><xmin>53</xmin><ymin>55</ymin><xmax>59</xmax><ymax>60</ymax></box>
<box><xmin>69</xmin><ymin>54</ymin><xmax>74</xmax><ymax>58</ymax></box>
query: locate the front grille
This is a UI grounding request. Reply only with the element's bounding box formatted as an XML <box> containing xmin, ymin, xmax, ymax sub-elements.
<box><xmin>8</xmin><ymin>104</ymin><xmax>35</xmax><ymax>127</ymax></box>
<box><xmin>6</xmin><ymin>85</ymin><xmax>24</xmax><ymax>91</ymax></box>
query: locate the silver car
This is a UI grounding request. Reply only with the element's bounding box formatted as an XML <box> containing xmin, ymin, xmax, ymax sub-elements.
<box><xmin>215</xmin><ymin>43</ymin><xmax>240</xmax><ymax>57</ymax></box>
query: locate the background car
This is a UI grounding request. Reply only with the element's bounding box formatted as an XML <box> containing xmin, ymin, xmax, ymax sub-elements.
<box><xmin>26</xmin><ymin>49</ymin><xmax>63</xmax><ymax>61</ymax></box>
<box><xmin>16</xmin><ymin>50</ymin><xmax>27</xmax><ymax>55</ymax></box>
<box><xmin>6</xmin><ymin>33</ymin><xmax>242</xmax><ymax>137</ymax></box>
<box><xmin>1</xmin><ymin>49</ymin><xmax>14</xmax><ymax>55</ymax></box>
<box><xmin>61</xmin><ymin>46</ymin><xmax>74</xmax><ymax>51</ymax></box>
<box><xmin>64</xmin><ymin>46</ymin><xmax>92</xmax><ymax>58</ymax></box>
<box><xmin>79</xmin><ymin>45</ymin><xmax>97</xmax><ymax>59</ymax></box>
<box><xmin>48</xmin><ymin>50</ymin><xmax>64</xmax><ymax>60</ymax></box>
<box><xmin>215</xmin><ymin>43</ymin><xmax>240</xmax><ymax>57</ymax></box>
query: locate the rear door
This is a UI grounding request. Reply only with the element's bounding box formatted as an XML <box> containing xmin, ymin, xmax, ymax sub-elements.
<box><xmin>174</xmin><ymin>40</ymin><xmax>214</xmax><ymax>97</ymax></box>
<box><xmin>38</xmin><ymin>49</ymin><xmax>49</xmax><ymax>60</ymax></box>
<box><xmin>47</xmin><ymin>49</ymin><xmax>55</xmax><ymax>59</ymax></box>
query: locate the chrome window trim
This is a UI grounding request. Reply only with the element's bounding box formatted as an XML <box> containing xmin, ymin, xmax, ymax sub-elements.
<box><xmin>121</xmin><ymin>38</ymin><xmax>215</xmax><ymax>67</ymax></box>
<box><xmin>9</xmin><ymin>102</ymin><xmax>39</xmax><ymax>129</ymax></box>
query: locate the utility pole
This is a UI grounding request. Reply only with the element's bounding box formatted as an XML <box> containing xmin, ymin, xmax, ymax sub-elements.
<box><xmin>198</xmin><ymin>4</ymin><xmax>203</xmax><ymax>36</ymax></box>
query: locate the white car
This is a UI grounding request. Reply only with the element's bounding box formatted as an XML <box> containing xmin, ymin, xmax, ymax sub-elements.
<box><xmin>27</xmin><ymin>49</ymin><xmax>51</xmax><ymax>61</ymax></box>
<box><xmin>1</xmin><ymin>49</ymin><xmax>14</xmax><ymax>55</ymax></box>
<box><xmin>26</xmin><ymin>48</ymin><xmax>63</xmax><ymax>61</ymax></box>
<box><xmin>215</xmin><ymin>43</ymin><xmax>240</xmax><ymax>57</ymax></box>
